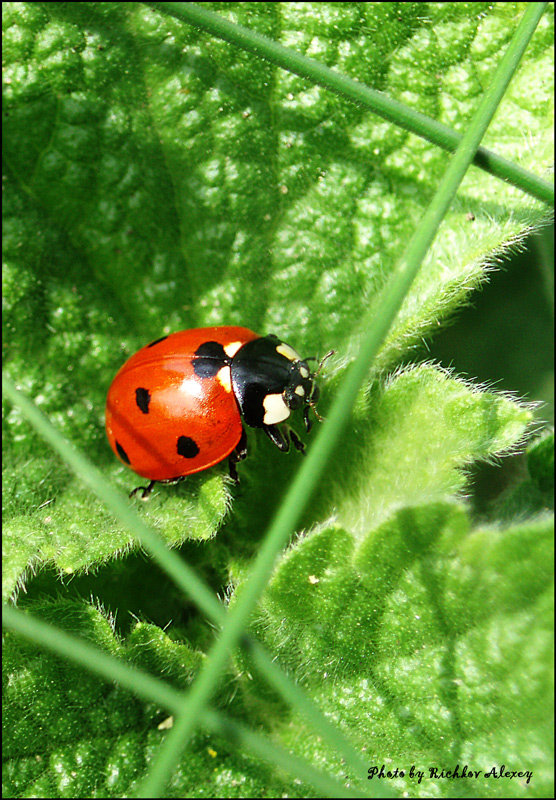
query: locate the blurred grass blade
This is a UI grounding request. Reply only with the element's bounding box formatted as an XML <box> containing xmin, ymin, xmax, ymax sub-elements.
<box><xmin>202</xmin><ymin>708</ymin><xmax>374</xmax><ymax>799</ymax></box>
<box><xmin>3</xmin><ymin>604</ymin><xmax>182</xmax><ymax>709</ymax></box>
<box><xmin>147</xmin><ymin>1</ymin><xmax>553</xmax><ymax>206</ymax></box>
<box><xmin>2</xmin><ymin>374</ymin><xmax>224</xmax><ymax>623</ymax></box>
<box><xmin>2</xmin><ymin>373</ymin><xmax>371</xmax><ymax>791</ymax></box>
<box><xmin>245</xmin><ymin>637</ymin><xmax>374</xmax><ymax>791</ymax></box>
<box><xmin>137</xmin><ymin>3</ymin><xmax>548</xmax><ymax>797</ymax></box>
<box><xmin>3</xmin><ymin>605</ymin><xmax>367</xmax><ymax>799</ymax></box>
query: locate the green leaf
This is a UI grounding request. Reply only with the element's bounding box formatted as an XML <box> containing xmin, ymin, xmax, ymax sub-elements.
<box><xmin>311</xmin><ymin>363</ymin><xmax>533</xmax><ymax>533</ymax></box>
<box><xmin>2</xmin><ymin>601</ymin><xmax>298</xmax><ymax>799</ymax></box>
<box><xmin>2</xmin><ymin>2</ymin><xmax>553</xmax><ymax>796</ymax></box>
<box><xmin>2</xmin><ymin>473</ymin><xmax>229</xmax><ymax>600</ymax></box>
<box><xmin>3</xmin><ymin>1</ymin><xmax>551</xmax><ymax>593</ymax></box>
<box><xmin>490</xmin><ymin>430</ymin><xmax>554</xmax><ymax>521</ymax></box>
<box><xmin>248</xmin><ymin>503</ymin><xmax>553</xmax><ymax>796</ymax></box>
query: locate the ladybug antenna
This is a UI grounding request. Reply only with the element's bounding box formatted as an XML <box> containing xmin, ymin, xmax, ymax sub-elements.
<box><xmin>306</xmin><ymin>349</ymin><xmax>335</xmax><ymax>377</ymax></box>
<box><xmin>305</xmin><ymin>350</ymin><xmax>335</xmax><ymax>427</ymax></box>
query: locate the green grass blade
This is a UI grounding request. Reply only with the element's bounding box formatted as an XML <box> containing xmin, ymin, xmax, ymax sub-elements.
<box><xmin>147</xmin><ymin>1</ymin><xmax>553</xmax><ymax>206</ymax></box>
<box><xmin>3</xmin><ymin>604</ymin><xmax>182</xmax><ymax>709</ymax></box>
<box><xmin>3</xmin><ymin>605</ymin><xmax>367</xmax><ymax>798</ymax></box>
<box><xmin>2</xmin><ymin>373</ymin><xmax>371</xmax><ymax>792</ymax></box>
<box><xmin>245</xmin><ymin>638</ymin><xmax>374</xmax><ymax>790</ymax></box>
<box><xmin>2</xmin><ymin>374</ymin><xmax>224</xmax><ymax>622</ymax></box>
<box><xmin>202</xmin><ymin>708</ymin><xmax>375</xmax><ymax>799</ymax></box>
<box><xmin>136</xmin><ymin>3</ymin><xmax>548</xmax><ymax>797</ymax></box>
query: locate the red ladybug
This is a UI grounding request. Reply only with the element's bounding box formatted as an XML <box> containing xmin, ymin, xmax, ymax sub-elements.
<box><xmin>105</xmin><ymin>326</ymin><xmax>331</xmax><ymax>498</ymax></box>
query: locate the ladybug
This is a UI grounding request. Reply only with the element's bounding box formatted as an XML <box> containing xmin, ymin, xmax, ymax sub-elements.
<box><xmin>105</xmin><ymin>327</ymin><xmax>332</xmax><ymax>499</ymax></box>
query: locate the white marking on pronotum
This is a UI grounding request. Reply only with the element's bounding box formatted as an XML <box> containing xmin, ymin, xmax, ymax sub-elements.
<box><xmin>295</xmin><ymin>385</ymin><xmax>305</xmax><ymax>396</ymax></box>
<box><xmin>276</xmin><ymin>343</ymin><xmax>300</xmax><ymax>362</ymax></box>
<box><xmin>224</xmin><ymin>340</ymin><xmax>244</xmax><ymax>358</ymax></box>
<box><xmin>299</xmin><ymin>365</ymin><xmax>310</xmax><ymax>378</ymax></box>
<box><xmin>263</xmin><ymin>393</ymin><xmax>291</xmax><ymax>425</ymax></box>
<box><xmin>216</xmin><ymin>365</ymin><xmax>232</xmax><ymax>393</ymax></box>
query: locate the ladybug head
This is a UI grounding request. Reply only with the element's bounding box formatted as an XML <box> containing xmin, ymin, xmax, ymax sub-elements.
<box><xmin>280</xmin><ymin>352</ymin><xmax>324</xmax><ymax>434</ymax></box>
<box><xmin>231</xmin><ymin>335</ymin><xmax>332</xmax><ymax>432</ymax></box>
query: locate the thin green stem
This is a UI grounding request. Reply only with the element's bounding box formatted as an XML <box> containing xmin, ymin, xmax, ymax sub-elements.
<box><xmin>147</xmin><ymin>1</ymin><xmax>553</xmax><ymax>207</ymax></box>
<box><xmin>3</xmin><ymin>604</ymin><xmax>182</xmax><ymax>710</ymax></box>
<box><xmin>245</xmin><ymin>637</ymin><xmax>378</xmax><ymax>793</ymax></box>
<box><xmin>137</xmin><ymin>3</ymin><xmax>547</xmax><ymax>797</ymax></box>
<box><xmin>2</xmin><ymin>374</ymin><xmax>224</xmax><ymax>625</ymax></box>
<box><xmin>2</xmin><ymin>374</ymin><xmax>371</xmax><ymax>792</ymax></box>
<box><xmin>201</xmin><ymin>708</ymin><xmax>371</xmax><ymax>799</ymax></box>
<box><xmin>3</xmin><ymin>606</ymin><xmax>366</xmax><ymax>799</ymax></box>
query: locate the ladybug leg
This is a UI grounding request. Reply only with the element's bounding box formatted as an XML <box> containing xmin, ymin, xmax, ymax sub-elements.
<box><xmin>228</xmin><ymin>459</ymin><xmax>241</xmax><ymax>484</ymax></box>
<box><xmin>130</xmin><ymin>476</ymin><xmax>185</xmax><ymax>500</ymax></box>
<box><xmin>288</xmin><ymin>427</ymin><xmax>306</xmax><ymax>455</ymax></box>
<box><xmin>263</xmin><ymin>424</ymin><xmax>290</xmax><ymax>452</ymax></box>
<box><xmin>263</xmin><ymin>424</ymin><xmax>306</xmax><ymax>455</ymax></box>
<box><xmin>129</xmin><ymin>480</ymin><xmax>157</xmax><ymax>500</ymax></box>
<box><xmin>229</xmin><ymin>429</ymin><xmax>248</xmax><ymax>483</ymax></box>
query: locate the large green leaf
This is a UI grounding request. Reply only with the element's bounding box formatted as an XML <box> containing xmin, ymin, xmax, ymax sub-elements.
<box><xmin>2</xmin><ymin>2</ymin><xmax>553</xmax><ymax>797</ymax></box>
<box><xmin>3</xmin><ymin>2</ymin><xmax>552</xmax><ymax>587</ymax></box>
<box><xmin>248</xmin><ymin>503</ymin><xmax>553</xmax><ymax>796</ymax></box>
<box><xmin>3</xmin><ymin>602</ymin><xmax>293</xmax><ymax>799</ymax></box>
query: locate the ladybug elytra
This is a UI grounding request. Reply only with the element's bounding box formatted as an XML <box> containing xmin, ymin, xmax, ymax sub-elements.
<box><xmin>105</xmin><ymin>327</ymin><xmax>332</xmax><ymax>498</ymax></box>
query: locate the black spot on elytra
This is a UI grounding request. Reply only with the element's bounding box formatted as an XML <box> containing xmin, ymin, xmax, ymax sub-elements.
<box><xmin>177</xmin><ymin>435</ymin><xmax>200</xmax><ymax>459</ymax></box>
<box><xmin>192</xmin><ymin>340</ymin><xmax>230</xmax><ymax>379</ymax></box>
<box><xmin>116</xmin><ymin>441</ymin><xmax>130</xmax><ymax>464</ymax></box>
<box><xmin>147</xmin><ymin>336</ymin><xmax>168</xmax><ymax>348</ymax></box>
<box><xmin>135</xmin><ymin>387</ymin><xmax>151</xmax><ymax>414</ymax></box>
